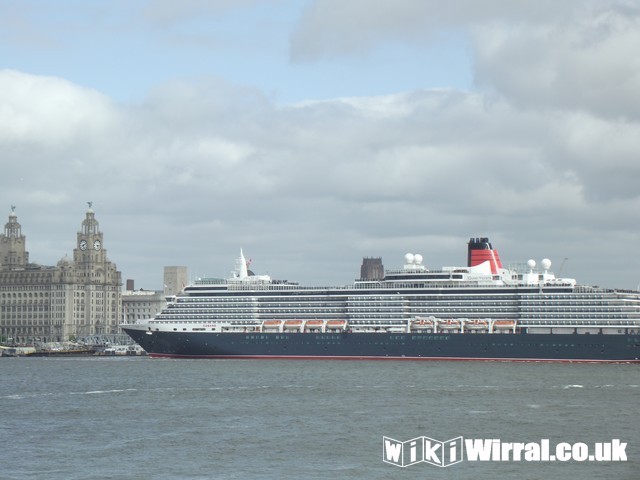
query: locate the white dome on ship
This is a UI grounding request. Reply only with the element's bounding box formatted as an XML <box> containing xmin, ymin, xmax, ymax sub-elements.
<box><xmin>541</xmin><ymin>258</ymin><xmax>552</xmax><ymax>270</ymax></box>
<box><xmin>404</xmin><ymin>253</ymin><xmax>414</xmax><ymax>264</ymax></box>
<box><xmin>414</xmin><ymin>254</ymin><xmax>423</xmax><ymax>264</ymax></box>
<box><xmin>527</xmin><ymin>259</ymin><xmax>536</xmax><ymax>269</ymax></box>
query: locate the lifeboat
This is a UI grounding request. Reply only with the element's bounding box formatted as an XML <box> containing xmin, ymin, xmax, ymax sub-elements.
<box><xmin>283</xmin><ymin>320</ymin><xmax>304</xmax><ymax>330</ymax></box>
<box><xmin>305</xmin><ymin>320</ymin><xmax>325</xmax><ymax>330</ymax></box>
<box><xmin>493</xmin><ymin>319</ymin><xmax>517</xmax><ymax>328</ymax></box>
<box><xmin>411</xmin><ymin>317</ymin><xmax>435</xmax><ymax>330</ymax></box>
<box><xmin>464</xmin><ymin>319</ymin><xmax>489</xmax><ymax>330</ymax></box>
<box><xmin>326</xmin><ymin>320</ymin><xmax>348</xmax><ymax>331</ymax></box>
<box><xmin>438</xmin><ymin>319</ymin><xmax>461</xmax><ymax>330</ymax></box>
<box><xmin>262</xmin><ymin>320</ymin><xmax>282</xmax><ymax>330</ymax></box>
<box><xmin>492</xmin><ymin>319</ymin><xmax>517</xmax><ymax>332</ymax></box>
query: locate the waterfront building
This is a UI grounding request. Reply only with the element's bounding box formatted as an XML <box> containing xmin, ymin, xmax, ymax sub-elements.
<box><xmin>122</xmin><ymin>266</ymin><xmax>188</xmax><ymax>324</ymax></box>
<box><xmin>0</xmin><ymin>205</ymin><xmax>122</xmax><ymax>343</ymax></box>
<box><xmin>122</xmin><ymin>285</ymin><xmax>166</xmax><ymax>324</ymax></box>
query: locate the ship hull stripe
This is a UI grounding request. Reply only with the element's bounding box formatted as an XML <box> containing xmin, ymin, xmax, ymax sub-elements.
<box><xmin>146</xmin><ymin>353</ymin><xmax>640</xmax><ymax>363</ymax></box>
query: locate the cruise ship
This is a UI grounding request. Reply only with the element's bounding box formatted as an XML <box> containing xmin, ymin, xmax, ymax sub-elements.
<box><xmin>122</xmin><ymin>238</ymin><xmax>640</xmax><ymax>362</ymax></box>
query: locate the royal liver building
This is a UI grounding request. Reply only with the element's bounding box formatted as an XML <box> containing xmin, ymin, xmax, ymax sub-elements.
<box><xmin>0</xmin><ymin>205</ymin><xmax>122</xmax><ymax>343</ymax></box>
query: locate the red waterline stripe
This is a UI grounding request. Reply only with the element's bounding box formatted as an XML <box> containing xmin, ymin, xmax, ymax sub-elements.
<box><xmin>147</xmin><ymin>353</ymin><xmax>640</xmax><ymax>363</ymax></box>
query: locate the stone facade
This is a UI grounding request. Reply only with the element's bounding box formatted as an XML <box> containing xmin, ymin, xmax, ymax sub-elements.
<box><xmin>122</xmin><ymin>289</ymin><xmax>166</xmax><ymax>324</ymax></box>
<box><xmin>0</xmin><ymin>206</ymin><xmax>122</xmax><ymax>343</ymax></box>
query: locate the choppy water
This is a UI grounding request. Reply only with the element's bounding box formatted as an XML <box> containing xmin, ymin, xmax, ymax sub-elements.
<box><xmin>0</xmin><ymin>357</ymin><xmax>638</xmax><ymax>480</ymax></box>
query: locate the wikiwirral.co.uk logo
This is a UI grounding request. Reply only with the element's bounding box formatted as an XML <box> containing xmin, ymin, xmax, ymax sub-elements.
<box><xmin>382</xmin><ymin>436</ymin><xmax>628</xmax><ymax>468</ymax></box>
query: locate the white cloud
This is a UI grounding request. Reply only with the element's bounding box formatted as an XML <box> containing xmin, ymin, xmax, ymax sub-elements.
<box><xmin>473</xmin><ymin>4</ymin><xmax>640</xmax><ymax>119</ymax></box>
<box><xmin>291</xmin><ymin>1</ymin><xmax>640</xmax><ymax>121</ymax></box>
<box><xmin>0</xmin><ymin>69</ymin><xmax>116</xmax><ymax>146</ymax></box>
<box><xmin>2</xmin><ymin>0</ymin><xmax>640</xmax><ymax>290</ymax></box>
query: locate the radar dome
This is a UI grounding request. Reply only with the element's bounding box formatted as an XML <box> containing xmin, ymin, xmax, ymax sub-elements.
<box><xmin>404</xmin><ymin>253</ymin><xmax>414</xmax><ymax>264</ymax></box>
<box><xmin>527</xmin><ymin>259</ymin><xmax>536</xmax><ymax>269</ymax></box>
<box><xmin>541</xmin><ymin>258</ymin><xmax>552</xmax><ymax>271</ymax></box>
<box><xmin>414</xmin><ymin>254</ymin><xmax>423</xmax><ymax>264</ymax></box>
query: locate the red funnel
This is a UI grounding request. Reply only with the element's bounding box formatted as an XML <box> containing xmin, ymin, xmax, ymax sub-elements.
<box><xmin>468</xmin><ymin>237</ymin><xmax>503</xmax><ymax>274</ymax></box>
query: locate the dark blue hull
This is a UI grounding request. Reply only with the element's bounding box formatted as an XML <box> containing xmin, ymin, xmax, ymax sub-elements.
<box><xmin>122</xmin><ymin>328</ymin><xmax>640</xmax><ymax>362</ymax></box>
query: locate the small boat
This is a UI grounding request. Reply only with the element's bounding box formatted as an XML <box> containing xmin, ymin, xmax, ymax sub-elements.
<box><xmin>305</xmin><ymin>320</ymin><xmax>324</xmax><ymax>326</ymax></box>
<box><xmin>438</xmin><ymin>319</ymin><xmax>461</xmax><ymax>330</ymax></box>
<box><xmin>493</xmin><ymin>319</ymin><xmax>517</xmax><ymax>333</ymax></box>
<box><xmin>326</xmin><ymin>320</ymin><xmax>348</xmax><ymax>331</ymax></box>
<box><xmin>493</xmin><ymin>320</ymin><xmax>517</xmax><ymax>328</ymax></box>
<box><xmin>464</xmin><ymin>319</ymin><xmax>489</xmax><ymax>330</ymax></box>
<box><xmin>261</xmin><ymin>320</ymin><xmax>283</xmax><ymax>332</ymax></box>
<box><xmin>305</xmin><ymin>320</ymin><xmax>325</xmax><ymax>331</ymax></box>
<box><xmin>283</xmin><ymin>320</ymin><xmax>304</xmax><ymax>330</ymax></box>
<box><xmin>262</xmin><ymin>320</ymin><xmax>282</xmax><ymax>327</ymax></box>
<box><xmin>411</xmin><ymin>317</ymin><xmax>435</xmax><ymax>330</ymax></box>
<box><xmin>100</xmin><ymin>345</ymin><xmax>146</xmax><ymax>356</ymax></box>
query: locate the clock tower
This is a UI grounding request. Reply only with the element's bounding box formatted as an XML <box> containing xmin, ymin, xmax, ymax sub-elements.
<box><xmin>74</xmin><ymin>202</ymin><xmax>106</xmax><ymax>265</ymax></box>
<box><xmin>0</xmin><ymin>206</ymin><xmax>29</xmax><ymax>269</ymax></box>
<box><xmin>67</xmin><ymin>202</ymin><xmax>122</xmax><ymax>338</ymax></box>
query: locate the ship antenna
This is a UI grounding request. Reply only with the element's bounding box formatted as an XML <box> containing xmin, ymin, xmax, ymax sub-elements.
<box><xmin>558</xmin><ymin>258</ymin><xmax>568</xmax><ymax>276</ymax></box>
<box><xmin>238</xmin><ymin>249</ymin><xmax>248</xmax><ymax>279</ymax></box>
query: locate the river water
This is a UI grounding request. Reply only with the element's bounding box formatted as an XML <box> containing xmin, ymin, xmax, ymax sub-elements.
<box><xmin>1</xmin><ymin>357</ymin><xmax>638</xmax><ymax>479</ymax></box>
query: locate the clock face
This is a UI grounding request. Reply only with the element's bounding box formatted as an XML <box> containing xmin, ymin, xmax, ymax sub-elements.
<box><xmin>93</xmin><ymin>240</ymin><xmax>102</xmax><ymax>251</ymax></box>
<box><xmin>79</xmin><ymin>240</ymin><xmax>88</xmax><ymax>251</ymax></box>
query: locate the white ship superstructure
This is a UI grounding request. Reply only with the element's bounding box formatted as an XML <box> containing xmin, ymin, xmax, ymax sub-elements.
<box><xmin>131</xmin><ymin>239</ymin><xmax>640</xmax><ymax>338</ymax></box>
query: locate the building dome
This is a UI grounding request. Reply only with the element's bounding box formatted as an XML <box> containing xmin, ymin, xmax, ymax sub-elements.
<box><xmin>57</xmin><ymin>254</ymin><xmax>73</xmax><ymax>267</ymax></box>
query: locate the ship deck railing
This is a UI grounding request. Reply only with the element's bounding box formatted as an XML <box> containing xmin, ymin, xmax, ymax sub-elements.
<box><xmin>202</xmin><ymin>281</ymin><xmax>584</xmax><ymax>292</ymax></box>
<box><xmin>519</xmin><ymin>320</ymin><xmax>640</xmax><ymax>328</ymax></box>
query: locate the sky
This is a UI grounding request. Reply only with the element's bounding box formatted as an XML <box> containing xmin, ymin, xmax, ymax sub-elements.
<box><xmin>1</xmin><ymin>0</ymin><xmax>639</xmax><ymax>290</ymax></box>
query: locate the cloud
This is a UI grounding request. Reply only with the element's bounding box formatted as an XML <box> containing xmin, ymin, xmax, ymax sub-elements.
<box><xmin>290</xmin><ymin>0</ymin><xmax>584</xmax><ymax>61</ymax></box>
<box><xmin>0</xmin><ymin>69</ymin><xmax>116</xmax><ymax>146</ymax></box>
<box><xmin>143</xmin><ymin>0</ymin><xmax>280</xmax><ymax>25</ymax></box>
<box><xmin>290</xmin><ymin>1</ymin><xmax>640</xmax><ymax>122</ymax></box>
<box><xmin>2</xmin><ymin>1</ymin><xmax>640</xmax><ymax>292</ymax></box>
<box><xmin>473</xmin><ymin>3</ymin><xmax>640</xmax><ymax>120</ymax></box>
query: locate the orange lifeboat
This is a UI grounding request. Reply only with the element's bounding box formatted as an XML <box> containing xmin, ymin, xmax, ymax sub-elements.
<box><xmin>283</xmin><ymin>320</ymin><xmax>304</xmax><ymax>330</ymax></box>
<box><xmin>326</xmin><ymin>319</ymin><xmax>348</xmax><ymax>331</ymax></box>
<box><xmin>438</xmin><ymin>319</ymin><xmax>461</xmax><ymax>330</ymax></box>
<box><xmin>465</xmin><ymin>319</ymin><xmax>489</xmax><ymax>330</ymax></box>
<box><xmin>262</xmin><ymin>320</ymin><xmax>282</xmax><ymax>330</ymax></box>
<box><xmin>411</xmin><ymin>317</ymin><xmax>435</xmax><ymax>329</ymax></box>
<box><xmin>493</xmin><ymin>319</ymin><xmax>516</xmax><ymax>328</ymax></box>
<box><xmin>305</xmin><ymin>320</ymin><xmax>325</xmax><ymax>330</ymax></box>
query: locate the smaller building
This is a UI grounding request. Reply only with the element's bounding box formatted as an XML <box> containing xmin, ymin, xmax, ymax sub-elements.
<box><xmin>121</xmin><ymin>263</ymin><xmax>188</xmax><ymax>323</ymax></box>
<box><xmin>122</xmin><ymin>286</ymin><xmax>166</xmax><ymax>324</ymax></box>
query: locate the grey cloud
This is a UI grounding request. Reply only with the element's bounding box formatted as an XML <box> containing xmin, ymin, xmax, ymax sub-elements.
<box><xmin>1</xmin><ymin>68</ymin><xmax>638</xmax><ymax>289</ymax></box>
<box><xmin>143</xmin><ymin>0</ymin><xmax>280</xmax><ymax>25</ymax></box>
<box><xmin>472</xmin><ymin>5</ymin><xmax>640</xmax><ymax>120</ymax></box>
<box><xmin>290</xmin><ymin>0</ymin><xmax>584</xmax><ymax>61</ymax></box>
<box><xmin>290</xmin><ymin>1</ymin><xmax>640</xmax><ymax>123</ymax></box>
